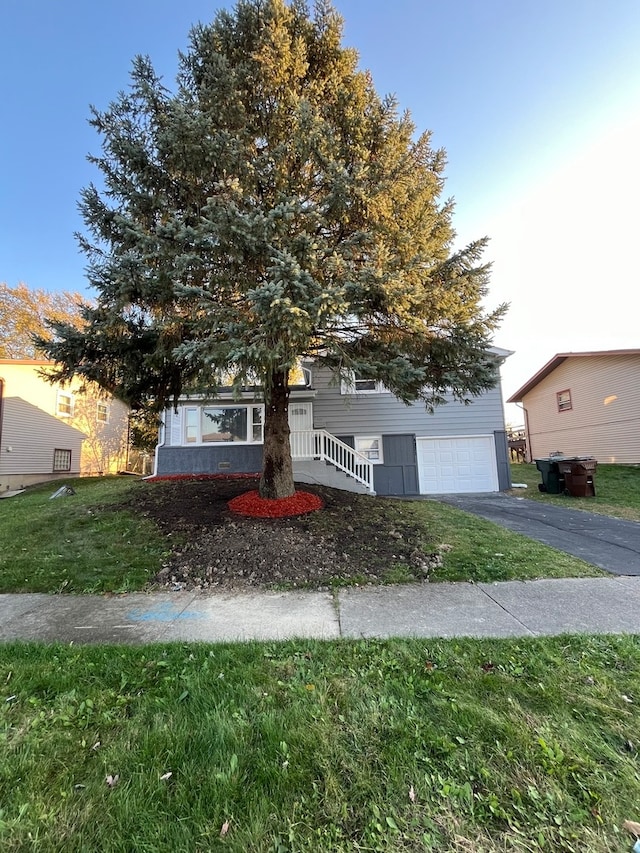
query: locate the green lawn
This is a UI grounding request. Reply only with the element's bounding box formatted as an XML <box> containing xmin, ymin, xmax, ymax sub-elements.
<box><xmin>0</xmin><ymin>477</ymin><xmax>171</xmax><ymax>594</ymax></box>
<box><xmin>405</xmin><ymin>499</ymin><xmax>602</xmax><ymax>583</ymax></box>
<box><xmin>509</xmin><ymin>463</ymin><xmax>640</xmax><ymax>522</ymax></box>
<box><xmin>0</xmin><ymin>476</ymin><xmax>601</xmax><ymax>594</ymax></box>
<box><xmin>1</xmin><ymin>636</ymin><xmax>639</xmax><ymax>852</ymax></box>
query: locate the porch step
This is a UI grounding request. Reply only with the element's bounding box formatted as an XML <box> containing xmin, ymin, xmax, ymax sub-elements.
<box><xmin>293</xmin><ymin>460</ymin><xmax>374</xmax><ymax>495</ymax></box>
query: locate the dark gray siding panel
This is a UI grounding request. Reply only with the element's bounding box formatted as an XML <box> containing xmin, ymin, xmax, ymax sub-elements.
<box><xmin>157</xmin><ymin>445</ymin><xmax>262</xmax><ymax>475</ymax></box>
<box><xmin>379</xmin><ymin>435</ymin><xmax>418</xmax><ymax>495</ymax></box>
<box><xmin>338</xmin><ymin>433</ymin><xmax>418</xmax><ymax>496</ymax></box>
<box><xmin>494</xmin><ymin>430</ymin><xmax>511</xmax><ymax>490</ymax></box>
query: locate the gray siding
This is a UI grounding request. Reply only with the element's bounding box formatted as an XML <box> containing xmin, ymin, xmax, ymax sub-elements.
<box><xmin>0</xmin><ymin>397</ymin><xmax>84</xmax><ymax>490</ymax></box>
<box><xmin>338</xmin><ymin>434</ymin><xmax>418</xmax><ymax>496</ymax></box>
<box><xmin>493</xmin><ymin>430</ymin><xmax>512</xmax><ymax>490</ymax></box>
<box><xmin>156</xmin><ymin>445</ymin><xmax>262</xmax><ymax>476</ymax></box>
<box><xmin>311</xmin><ymin>366</ymin><xmax>506</xmax><ymax>436</ymax></box>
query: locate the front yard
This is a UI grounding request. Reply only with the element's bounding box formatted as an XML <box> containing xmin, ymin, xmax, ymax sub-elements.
<box><xmin>1</xmin><ymin>472</ymin><xmax>639</xmax><ymax>851</ymax></box>
<box><xmin>0</xmin><ymin>474</ymin><xmax>604</xmax><ymax>594</ymax></box>
<box><xmin>1</xmin><ymin>635</ymin><xmax>639</xmax><ymax>852</ymax></box>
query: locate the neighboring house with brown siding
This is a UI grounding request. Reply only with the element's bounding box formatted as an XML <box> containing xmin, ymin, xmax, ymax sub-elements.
<box><xmin>0</xmin><ymin>359</ymin><xmax>130</xmax><ymax>492</ymax></box>
<box><xmin>507</xmin><ymin>350</ymin><xmax>640</xmax><ymax>463</ymax></box>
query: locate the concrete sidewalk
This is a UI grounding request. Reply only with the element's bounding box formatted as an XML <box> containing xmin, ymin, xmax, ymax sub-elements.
<box><xmin>2</xmin><ymin>576</ymin><xmax>640</xmax><ymax>645</ymax></box>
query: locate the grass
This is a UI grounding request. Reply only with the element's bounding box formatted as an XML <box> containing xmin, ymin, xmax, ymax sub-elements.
<box><xmin>405</xmin><ymin>500</ymin><xmax>603</xmax><ymax>583</ymax></box>
<box><xmin>509</xmin><ymin>463</ymin><xmax>640</xmax><ymax>522</ymax></box>
<box><xmin>0</xmin><ymin>477</ymin><xmax>171</xmax><ymax>594</ymax></box>
<box><xmin>0</xmin><ymin>476</ymin><xmax>602</xmax><ymax>594</ymax></box>
<box><xmin>1</xmin><ymin>636</ymin><xmax>639</xmax><ymax>852</ymax></box>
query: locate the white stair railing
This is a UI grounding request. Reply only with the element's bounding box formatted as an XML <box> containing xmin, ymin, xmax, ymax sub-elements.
<box><xmin>290</xmin><ymin>429</ymin><xmax>374</xmax><ymax>493</ymax></box>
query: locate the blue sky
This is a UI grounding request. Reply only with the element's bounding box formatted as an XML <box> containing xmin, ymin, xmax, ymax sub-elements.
<box><xmin>2</xmin><ymin>0</ymin><xmax>639</xmax><ymax>417</ymax></box>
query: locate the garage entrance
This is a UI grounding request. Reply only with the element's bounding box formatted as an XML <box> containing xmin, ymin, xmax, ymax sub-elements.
<box><xmin>416</xmin><ymin>436</ymin><xmax>499</xmax><ymax>494</ymax></box>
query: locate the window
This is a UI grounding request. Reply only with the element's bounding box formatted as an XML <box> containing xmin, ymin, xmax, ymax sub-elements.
<box><xmin>56</xmin><ymin>391</ymin><xmax>74</xmax><ymax>417</ymax></box>
<box><xmin>252</xmin><ymin>407</ymin><xmax>264</xmax><ymax>442</ymax></box>
<box><xmin>183</xmin><ymin>405</ymin><xmax>264</xmax><ymax>444</ymax></box>
<box><xmin>185</xmin><ymin>408</ymin><xmax>198</xmax><ymax>443</ymax></box>
<box><xmin>96</xmin><ymin>402</ymin><xmax>109</xmax><ymax>423</ymax></box>
<box><xmin>53</xmin><ymin>448</ymin><xmax>72</xmax><ymax>472</ymax></box>
<box><xmin>202</xmin><ymin>407</ymin><xmax>248</xmax><ymax>442</ymax></box>
<box><xmin>556</xmin><ymin>390</ymin><xmax>572</xmax><ymax>412</ymax></box>
<box><xmin>354</xmin><ymin>435</ymin><xmax>384</xmax><ymax>463</ymax></box>
<box><xmin>340</xmin><ymin>371</ymin><xmax>386</xmax><ymax>395</ymax></box>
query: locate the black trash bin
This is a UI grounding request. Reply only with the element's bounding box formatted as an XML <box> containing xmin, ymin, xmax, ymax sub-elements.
<box><xmin>556</xmin><ymin>457</ymin><xmax>597</xmax><ymax>497</ymax></box>
<box><xmin>534</xmin><ymin>458</ymin><xmax>565</xmax><ymax>494</ymax></box>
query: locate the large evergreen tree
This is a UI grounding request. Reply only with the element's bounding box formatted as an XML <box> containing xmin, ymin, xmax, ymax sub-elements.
<box><xmin>41</xmin><ymin>0</ymin><xmax>506</xmax><ymax>499</ymax></box>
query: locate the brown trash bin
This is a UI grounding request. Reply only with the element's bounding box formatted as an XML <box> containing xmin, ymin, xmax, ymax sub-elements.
<box><xmin>556</xmin><ymin>458</ymin><xmax>597</xmax><ymax>497</ymax></box>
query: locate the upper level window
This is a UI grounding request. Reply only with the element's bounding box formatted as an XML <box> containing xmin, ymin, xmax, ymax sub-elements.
<box><xmin>341</xmin><ymin>371</ymin><xmax>386</xmax><ymax>395</ymax></box>
<box><xmin>56</xmin><ymin>391</ymin><xmax>74</xmax><ymax>418</ymax></box>
<box><xmin>556</xmin><ymin>390</ymin><xmax>572</xmax><ymax>412</ymax></box>
<box><xmin>96</xmin><ymin>402</ymin><xmax>110</xmax><ymax>423</ymax></box>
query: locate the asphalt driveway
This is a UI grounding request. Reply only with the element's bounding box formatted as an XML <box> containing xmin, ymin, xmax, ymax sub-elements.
<box><xmin>434</xmin><ymin>494</ymin><xmax>640</xmax><ymax>576</ymax></box>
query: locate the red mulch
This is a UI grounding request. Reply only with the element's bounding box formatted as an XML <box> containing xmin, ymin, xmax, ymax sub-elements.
<box><xmin>228</xmin><ymin>489</ymin><xmax>324</xmax><ymax>518</ymax></box>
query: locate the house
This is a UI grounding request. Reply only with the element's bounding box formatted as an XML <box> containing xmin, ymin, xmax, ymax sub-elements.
<box><xmin>154</xmin><ymin>348</ymin><xmax>513</xmax><ymax>496</ymax></box>
<box><xmin>507</xmin><ymin>349</ymin><xmax>640</xmax><ymax>463</ymax></box>
<box><xmin>0</xmin><ymin>359</ymin><xmax>130</xmax><ymax>492</ymax></box>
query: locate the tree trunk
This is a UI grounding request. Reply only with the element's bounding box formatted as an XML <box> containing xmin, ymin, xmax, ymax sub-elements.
<box><xmin>259</xmin><ymin>369</ymin><xmax>295</xmax><ymax>499</ymax></box>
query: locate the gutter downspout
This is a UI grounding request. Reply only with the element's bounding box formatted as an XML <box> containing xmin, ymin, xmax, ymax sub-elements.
<box><xmin>152</xmin><ymin>412</ymin><xmax>165</xmax><ymax>477</ymax></box>
<box><xmin>515</xmin><ymin>402</ymin><xmax>532</xmax><ymax>462</ymax></box>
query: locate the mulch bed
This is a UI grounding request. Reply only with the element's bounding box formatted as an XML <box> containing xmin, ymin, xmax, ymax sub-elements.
<box><xmin>118</xmin><ymin>476</ymin><xmax>440</xmax><ymax>591</ymax></box>
<box><xmin>228</xmin><ymin>489</ymin><xmax>324</xmax><ymax>517</ymax></box>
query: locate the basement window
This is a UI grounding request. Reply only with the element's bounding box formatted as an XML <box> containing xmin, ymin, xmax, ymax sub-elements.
<box><xmin>354</xmin><ymin>436</ymin><xmax>384</xmax><ymax>463</ymax></box>
<box><xmin>53</xmin><ymin>449</ymin><xmax>72</xmax><ymax>472</ymax></box>
<box><xmin>556</xmin><ymin>390</ymin><xmax>572</xmax><ymax>412</ymax></box>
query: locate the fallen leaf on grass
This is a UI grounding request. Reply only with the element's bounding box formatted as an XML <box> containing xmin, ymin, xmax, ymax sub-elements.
<box><xmin>105</xmin><ymin>774</ymin><xmax>120</xmax><ymax>788</ymax></box>
<box><xmin>220</xmin><ymin>820</ymin><xmax>230</xmax><ymax>837</ymax></box>
<box><xmin>409</xmin><ymin>785</ymin><xmax>416</xmax><ymax>803</ymax></box>
<box><xmin>92</xmin><ymin>741</ymin><xmax>101</xmax><ymax>751</ymax></box>
<box><xmin>160</xmin><ymin>772</ymin><xmax>173</xmax><ymax>781</ymax></box>
<box><xmin>623</xmin><ymin>820</ymin><xmax>640</xmax><ymax>837</ymax></box>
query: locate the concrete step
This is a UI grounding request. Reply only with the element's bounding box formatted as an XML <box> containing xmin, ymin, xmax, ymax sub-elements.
<box><xmin>293</xmin><ymin>460</ymin><xmax>373</xmax><ymax>495</ymax></box>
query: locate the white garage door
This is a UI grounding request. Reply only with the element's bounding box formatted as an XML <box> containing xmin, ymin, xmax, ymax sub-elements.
<box><xmin>417</xmin><ymin>436</ymin><xmax>499</xmax><ymax>494</ymax></box>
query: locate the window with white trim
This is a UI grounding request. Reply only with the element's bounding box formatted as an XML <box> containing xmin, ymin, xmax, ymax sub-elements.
<box><xmin>340</xmin><ymin>371</ymin><xmax>386</xmax><ymax>395</ymax></box>
<box><xmin>96</xmin><ymin>402</ymin><xmax>110</xmax><ymax>423</ymax></box>
<box><xmin>183</xmin><ymin>405</ymin><xmax>265</xmax><ymax>444</ymax></box>
<box><xmin>354</xmin><ymin>435</ymin><xmax>384</xmax><ymax>463</ymax></box>
<box><xmin>56</xmin><ymin>391</ymin><xmax>74</xmax><ymax>417</ymax></box>
<box><xmin>556</xmin><ymin>389</ymin><xmax>572</xmax><ymax>412</ymax></box>
<box><xmin>53</xmin><ymin>448</ymin><xmax>72</xmax><ymax>472</ymax></box>
<box><xmin>185</xmin><ymin>407</ymin><xmax>198</xmax><ymax>443</ymax></box>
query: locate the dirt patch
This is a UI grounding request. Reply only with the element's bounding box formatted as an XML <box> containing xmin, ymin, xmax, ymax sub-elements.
<box><xmin>117</xmin><ymin>477</ymin><xmax>441</xmax><ymax>591</ymax></box>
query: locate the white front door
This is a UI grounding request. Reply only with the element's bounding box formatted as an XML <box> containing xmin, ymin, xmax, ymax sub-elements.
<box><xmin>416</xmin><ymin>436</ymin><xmax>499</xmax><ymax>494</ymax></box>
<box><xmin>288</xmin><ymin>402</ymin><xmax>313</xmax><ymax>431</ymax></box>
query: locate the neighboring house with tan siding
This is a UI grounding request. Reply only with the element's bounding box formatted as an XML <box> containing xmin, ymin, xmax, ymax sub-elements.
<box><xmin>0</xmin><ymin>359</ymin><xmax>130</xmax><ymax>492</ymax></box>
<box><xmin>507</xmin><ymin>350</ymin><xmax>640</xmax><ymax>463</ymax></box>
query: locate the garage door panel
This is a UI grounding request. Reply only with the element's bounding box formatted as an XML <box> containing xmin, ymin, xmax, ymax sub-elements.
<box><xmin>417</xmin><ymin>436</ymin><xmax>498</xmax><ymax>494</ymax></box>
